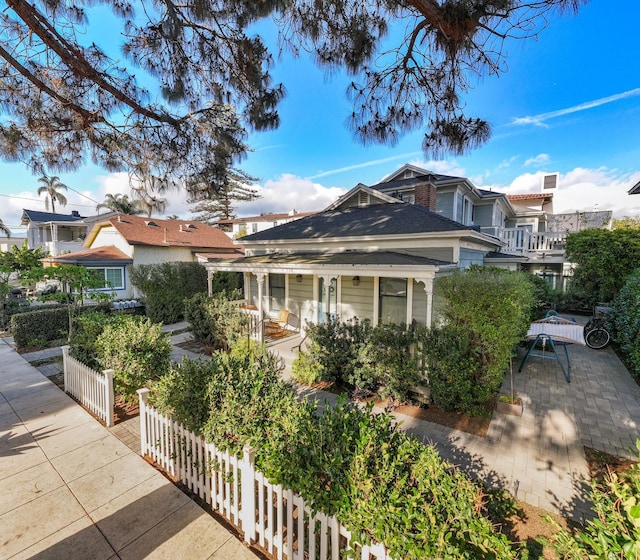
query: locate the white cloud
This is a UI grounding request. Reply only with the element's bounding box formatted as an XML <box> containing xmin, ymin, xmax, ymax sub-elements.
<box><xmin>310</xmin><ymin>152</ymin><xmax>423</xmax><ymax>179</ymax></box>
<box><xmin>406</xmin><ymin>158</ymin><xmax>467</xmax><ymax>177</ymax></box>
<box><xmin>524</xmin><ymin>153</ymin><xmax>550</xmax><ymax>167</ymax></box>
<box><xmin>512</xmin><ymin>88</ymin><xmax>640</xmax><ymax>127</ymax></box>
<box><xmin>235</xmin><ymin>174</ymin><xmax>345</xmax><ymax>216</ymax></box>
<box><xmin>485</xmin><ymin>167</ymin><xmax>640</xmax><ymax>219</ymax></box>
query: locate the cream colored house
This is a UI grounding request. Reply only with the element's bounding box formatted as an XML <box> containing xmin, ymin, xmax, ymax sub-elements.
<box><xmin>44</xmin><ymin>214</ymin><xmax>243</xmax><ymax>299</ymax></box>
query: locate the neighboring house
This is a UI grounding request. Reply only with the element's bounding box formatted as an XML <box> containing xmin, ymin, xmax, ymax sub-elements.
<box><xmin>215</xmin><ymin>210</ymin><xmax>317</xmax><ymax>238</ymax></box>
<box><xmin>44</xmin><ymin>214</ymin><xmax>243</xmax><ymax>299</ymax></box>
<box><xmin>0</xmin><ymin>236</ymin><xmax>25</xmax><ymax>253</ymax></box>
<box><xmin>200</xmin><ymin>163</ymin><xmax>613</xmax><ymax>331</ymax></box>
<box><xmin>629</xmin><ymin>180</ymin><xmax>640</xmax><ymax>195</ymax></box>
<box><xmin>367</xmin><ymin>164</ymin><xmax>610</xmax><ymax>290</ymax></box>
<box><xmin>20</xmin><ymin>209</ymin><xmax>117</xmax><ymax>257</ymax></box>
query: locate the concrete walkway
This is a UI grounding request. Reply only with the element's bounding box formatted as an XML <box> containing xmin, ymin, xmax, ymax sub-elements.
<box><xmin>0</xmin><ymin>338</ymin><xmax>260</xmax><ymax>560</ymax></box>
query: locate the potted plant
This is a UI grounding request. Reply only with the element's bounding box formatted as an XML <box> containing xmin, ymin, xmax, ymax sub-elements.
<box><xmin>496</xmin><ymin>358</ymin><xmax>523</xmax><ymax>417</ymax></box>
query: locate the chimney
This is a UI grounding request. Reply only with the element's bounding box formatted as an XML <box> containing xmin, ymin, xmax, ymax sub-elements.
<box><xmin>71</xmin><ymin>210</ymin><xmax>80</xmax><ymax>217</ymax></box>
<box><xmin>414</xmin><ymin>183</ymin><xmax>437</xmax><ymax>211</ymax></box>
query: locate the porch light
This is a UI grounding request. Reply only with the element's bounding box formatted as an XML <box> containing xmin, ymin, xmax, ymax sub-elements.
<box><xmin>296</xmin><ymin>274</ymin><xmax>303</xmax><ymax>283</ymax></box>
<box><xmin>352</xmin><ymin>276</ymin><xmax>360</xmax><ymax>286</ymax></box>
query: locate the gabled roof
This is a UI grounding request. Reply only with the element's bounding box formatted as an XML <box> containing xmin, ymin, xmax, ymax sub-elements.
<box><xmin>43</xmin><ymin>245</ymin><xmax>133</xmax><ymax>266</ymax></box>
<box><xmin>324</xmin><ymin>184</ymin><xmax>400</xmax><ymax>211</ymax></box>
<box><xmin>21</xmin><ymin>209</ymin><xmax>85</xmax><ymax>224</ymax></box>
<box><xmin>239</xmin><ymin>202</ymin><xmax>479</xmax><ymax>243</ymax></box>
<box><xmin>629</xmin><ymin>180</ymin><xmax>640</xmax><ymax>195</ymax></box>
<box><xmin>85</xmin><ymin>214</ymin><xmax>239</xmax><ymax>250</ymax></box>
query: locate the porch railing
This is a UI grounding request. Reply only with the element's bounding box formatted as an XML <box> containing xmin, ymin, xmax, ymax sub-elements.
<box><xmin>137</xmin><ymin>388</ymin><xmax>393</xmax><ymax>560</ymax></box>
<box><xmin>482</xmin><ymin>228</ymin><xmax>568</xmax><ymax>256</ymax></box>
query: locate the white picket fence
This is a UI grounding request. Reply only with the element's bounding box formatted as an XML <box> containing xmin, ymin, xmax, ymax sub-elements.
<box><xmin>61</xmin><ymin>345</ymin><xmax>115</xmax><ymax>427</ymax></box>
<box><xmin>137</xmin><ymin>388</ymin><xmax>393</xmax><ymax>560</ymax></box>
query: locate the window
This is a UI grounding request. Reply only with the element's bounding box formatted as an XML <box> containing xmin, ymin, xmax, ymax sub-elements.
<box><xmin>269</xmin><ymin>273</ymin><xmax>285</xmax><ymax>310</ymax></box>
<box><xmin>379</xmin><ymin>277</ymin><xmax>407</xmax><ymax>325</ymax></box>
<box><xmin>252</xmin><ymin>223</ymin><xmax>258</xmax><ymax>233</ymax></box>
<box><xmin>87</xmin><ymin>267</ymin><xmax>124</xmax><ymax>290</ymax></box>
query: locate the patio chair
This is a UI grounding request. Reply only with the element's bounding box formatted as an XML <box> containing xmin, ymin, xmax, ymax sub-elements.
<box><xmin>264</xmin><ymin>309</ymin><xmax>292</xmax><ymax>338</ymax></box>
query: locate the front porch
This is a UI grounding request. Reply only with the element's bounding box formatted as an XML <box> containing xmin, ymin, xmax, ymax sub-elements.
<box><xmin>205</xmin><ymin>252</ymin><xmax>457</xmax><ymax>340</ymax></box>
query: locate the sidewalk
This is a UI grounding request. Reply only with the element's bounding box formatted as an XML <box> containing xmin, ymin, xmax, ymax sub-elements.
<box><xmin>0</xmin><ymin>338</ymin><xmax>260</xmax><ymax>560</ymax></box>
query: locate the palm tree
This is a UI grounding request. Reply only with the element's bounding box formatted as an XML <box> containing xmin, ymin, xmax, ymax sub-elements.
<box><xmin>0</xmin><ymin>219</ymin><xmax>10</xmax><ymax>237</ymax></box>
<box><xmin>96</xmin><ymin>193</ymin><xmax>143</xmax><ymax>215</ymax></box>
<box><xmin>37</xmin><ymin>175</ymin><xmax>68</xmax><ymax>213</ymax></box>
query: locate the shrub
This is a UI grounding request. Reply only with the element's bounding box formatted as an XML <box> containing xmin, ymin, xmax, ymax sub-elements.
<box><xmin>11</xmin><ymin>305</ymin><xmax>70</xmax><ymax>350</ymax></box>
<box><xmin>551</xmin><ymin>440</ymin><xmax>640</xmax><ymax>559</ymax></box>
<box><xmin>609</xmin><ymin>269</ymin><xmax>640</xmax><ymax>379</ymax></box>
<box><xmin>183</xmin><ymin>292</ymin><xmax>249</xmax><ymax>350</ymax></box>
<box><xmin>129</xmin><ymin>262</ymin><xmax>208</xmax><ymax>323</ymax></box>
<box><xmin>69</xmin><ymin>310</ymin><xmax>119</xmax><ymax>370</ymax></box>
<box><xmin>95</xmin><ymin>315</ymin><xmax>171</xmax><ymax>403</ymax></box>
<box><xmin>433</xmin><ymin>267</ymin><xmax>534</xmax><ymax>414</ymax></box>
<box><xmin>153</xmin><ymin>357</ymin><xmax>219</xmax><ymax>434</ymax></box>
<box><xmin>0</xmin><ymin>298</ymin><xmax>30</xmax><ymax>331</ymax></box>
<box><xmin>424</xmin><ymin>326</ymin><xmax>481</xmax><ymax>413</ymax></box>
<box><xmin>352</xmin><ymin>322</ymin><xmax>421</xmax><ymax>402</ymax></box>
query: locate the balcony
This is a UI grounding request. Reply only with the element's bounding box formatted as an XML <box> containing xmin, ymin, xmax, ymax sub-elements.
<box><xmin>44</xmin><ymin>240</ymin><xmax>85</xmax><ymax>256</ymax></box>
<box><xmin>482</xmin><ymin>227</ymin><xmax>567</xmax><ymax>257</ymax></box>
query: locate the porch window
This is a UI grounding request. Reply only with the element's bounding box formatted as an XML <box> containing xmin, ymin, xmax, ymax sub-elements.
<box><xmin>87</xmin><ymin>267</ymin><xmax>124</xmax><ymax>290</ymax></box>
<box><xmin>379</xmin><ymin>277</ymin><xmax>407</xmax><ymax>325</ymax></box>
<box><xmin>269</xmin><ymin>273</ymin><xmax>285</xmax><ymax>310</ymax></box>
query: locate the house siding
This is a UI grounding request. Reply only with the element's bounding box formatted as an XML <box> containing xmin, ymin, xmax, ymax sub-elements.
<box><xmin>473</xmin><ymin>204</ymin><xmax>494</xmax><ymax>228</ymax></box>
<box><xmin>287</xmin><ymin>276</ymin><xmax>314</xmax><ymax>326</ymax></box>
<box><xmin>340</xmin><ymin>277</ymin><xmax>375</xmax><ymax>322</ymax></box>
<box><xmin>458</xmin><ymin>248</ymin><xmax>485</xmax><ymax>269</ymax></box>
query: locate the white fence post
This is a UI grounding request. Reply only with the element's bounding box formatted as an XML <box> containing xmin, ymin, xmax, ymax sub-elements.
<box><xmin>241</xmin><ymin>445</ymin><xmax>257</xmax><ymax>544</ymax></box>
<box><xmin>137</xmin><ymin>388</ymin><xmax>150</xmax><ymax>457</ymax></box>
<box><xmin>61</xmin><ymin>345</ymin><xmax>70</xmax><ymax>390</ymax></box>
<box><xmin>103</xmin><ymin>369</ymin><xmax>115</xmax><ymax>427</ymax></box>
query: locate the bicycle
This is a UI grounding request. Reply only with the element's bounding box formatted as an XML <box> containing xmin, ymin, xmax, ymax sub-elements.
<box><xmin>583</xmin><ymin>305</ymin><xmax>612</xmax><ymax>349</ymax></box>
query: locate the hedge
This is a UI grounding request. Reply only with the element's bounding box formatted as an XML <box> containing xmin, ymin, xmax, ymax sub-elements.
<box><xmin>11</xmin><ymin>305</ymin><xmax>70</xmax><ymax>350</ymax></box>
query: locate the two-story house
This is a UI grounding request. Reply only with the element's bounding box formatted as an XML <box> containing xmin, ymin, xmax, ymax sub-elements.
<box><xmin>200</xmin><ymin>164</ymin><xmax>612</xmax><ymax>332</ymax></box>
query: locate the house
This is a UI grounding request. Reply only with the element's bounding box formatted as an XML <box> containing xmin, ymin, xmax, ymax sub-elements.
<box><xmin>20</xmin><ymin>209</ymin><xmax>117</xmax><ymax>257</ymax></box>
<box><xmin>200</xmin><ymin>164</ymin><xmax>614</xmax><ymax>334</ymax></box>
<box><xmin>43</xmin><ymin>214</ymin><xmax>243</xmax><ymax>299</ymax></box>
<box><xmin>629</xmin><ymin>180</ymin><xmax>640</xmax><ymax>195</ymax></box>
<box><xmin>215</xmin><ymin>209</ymin><xmax>317</xmax><ymax>238</ymax></box>
<box><xmin>199</xmin><ymin>182</ymin><xmax>504</xmax><ymax>333</ymax></box>
<box><xmin>368</xmin><ymin>164</ymin><xmax>610</xmax><ymax>290</ymax></box>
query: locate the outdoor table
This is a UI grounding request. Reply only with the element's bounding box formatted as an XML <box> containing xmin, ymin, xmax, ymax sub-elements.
<box><xmin>518</xmin><ymin>316</ymin><xmax>585</xmax><ymax>383</ymax></box>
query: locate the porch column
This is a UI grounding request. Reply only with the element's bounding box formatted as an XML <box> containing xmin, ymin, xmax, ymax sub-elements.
<box><xmin>415</xmin><ymin>277</ymin><xmax>435</xmax><ymax>328</ymax></box>
<box><xmin>372</xmin><ymin>277</ymin><xmax>379</xmax><ymax>327</ymax></box>
<box><xmin>319</xmin><ymin>275</ymin><xmax>336</xmax><ymax>323</ymax></box>
<box><xmin>207</xmin><ymin>270</ymin><xmax>213</xmax><ymax>296</ymax></box>
<box><xmin>243</xmin><ymin>272</ymin><xmax>250</xmax><ymax>303</ymax></box>
<box><xmin>255</xmin><ymin>273</ymin><xmax>266</xmax><ymax>343</ymax></box>
<box><xmin>406</xmin><ymin>278</ymin><xmax>414</xmax><ymax>325</ymax></box>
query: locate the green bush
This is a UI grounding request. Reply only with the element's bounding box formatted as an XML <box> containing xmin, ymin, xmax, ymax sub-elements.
<box><xmin>95</xmin><ymin>315</ymin><xmax>171</xmax><ymax>403</ymax></box>
<box><xmin>551</xmin><ymin>440</ymin><xmax>640</xmax><ymax>559</ymax></box>
<box><xmin>0</xmin><ymin>298</ymin><xmax>30</xmax><ymax>331</ymax></box>
<box><xmin>129</xmin><ymin>262</ymin><xmax>208</xmax><ymax>323</ymax></box>
<box><xmin>152</xmin><ymin>357</ymin><xmax>220</xmax><ymax>434</ymax></box>
<box><xmin>610</xmin><ymin>269</ymin><xmax>640</xmax><ymax>379</ymax></box>
<box><xmin>183</xmin><ymin>292</ymin><xmax>248</xmax><ymax>350</ymax></box>
<box><xmin>424</xmin><ymin>326</ymin><xmax>481</xmax><ymax>413</ymax></box>
<box><xmin>433</xmin><ymin>267</ymin><xmax>534</xmax><ymax>414</ymax></box>
<box><xmin>11</xmin><ymin>305</ymin><xmax>70</xmax><ymax>350</ymax></box>
<box><xmin>69</xmin><ymin>310</ymin><xmax>119</xmax><ymax>370</ymax></box>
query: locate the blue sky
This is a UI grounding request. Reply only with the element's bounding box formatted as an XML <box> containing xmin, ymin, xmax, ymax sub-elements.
<box><xmin>1</xmin><ymin>1</ymin><xmax>639</xmax><ymax>236</ymax></box>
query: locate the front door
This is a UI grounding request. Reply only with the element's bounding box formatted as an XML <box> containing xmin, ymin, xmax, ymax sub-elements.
<box><xmin>318</xmin><ymin>277</ymin><xmax>337</xmax><ymax>322</ymax></box>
